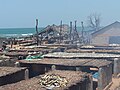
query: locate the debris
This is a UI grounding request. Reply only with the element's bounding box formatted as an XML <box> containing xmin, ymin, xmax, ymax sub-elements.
<box><xmin>39</xmin><ymin>74</ymin><xmax>68</xmax><ymax>89</ymax></box>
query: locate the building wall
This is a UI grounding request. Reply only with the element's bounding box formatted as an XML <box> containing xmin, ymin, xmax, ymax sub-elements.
<box><xmin>92</xmin><ymin>27</ymin><xmax>120</xmax><ymax>45</ymax></box>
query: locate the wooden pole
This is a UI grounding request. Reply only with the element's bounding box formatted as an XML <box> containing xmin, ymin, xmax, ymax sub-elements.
<box><xmin>60</xmin><ymin>20</ymin><xmax>62</xmax><ymax>44</ymax></box>
<box><xmin>10</xmin><ymin>38</ymin><xmax>13</xmax><ymax>48</ymax></box>
<box><xmin>70</xmin><ymin>22</ymin><xmax>72</xmax><ymax>44</ymax></box>
<box><xmin>81</xmin><ymin>21</ymin><xmax>84</xmax><ymax>44</ymax></box>
<box><xmin>75</xmin><ymin>20</ymin><xmax>77</xmax><ymax>34</ymax></box>
<box><xmin>73</xmin><ymin>20</ymin><xmax>77</xmax><ymax>43</ymax></box>
<box><xmin>40</xmin><ymin>33</ymin><xmax>42</xmax><ymax>45</ymax></box>
<box><xmin>74</xmin><ymin>20</ymin><xmax>81</xmax><ymax>44</ymax></box>
<box><xmin>36</xmin><ymin>19</ymin><xmax>39</xmax><ymax>46</ymax></box>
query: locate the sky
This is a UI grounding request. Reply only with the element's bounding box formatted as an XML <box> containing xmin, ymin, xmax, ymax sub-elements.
<box><xmin>0</xmin><ymin>0</ymin><xmax>120</xmax><ymax>28</ymax></box>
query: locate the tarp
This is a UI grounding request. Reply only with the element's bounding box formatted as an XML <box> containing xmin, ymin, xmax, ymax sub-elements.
<box><xmin>26</xmin><ymin>55</ymin><xmax>43</xmax><ymax>60</ymax></box>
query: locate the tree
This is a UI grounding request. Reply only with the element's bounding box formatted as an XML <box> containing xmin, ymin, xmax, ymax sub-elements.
<box><xmin>88</xmin><ymin>13</ymin><xmax>101</xmax><ymax>31</ymax></box>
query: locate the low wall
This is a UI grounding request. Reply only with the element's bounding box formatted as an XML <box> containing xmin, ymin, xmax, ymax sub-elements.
<box><xmin>67</xmin><ymin>75</ymin><xmax>93</xmax><ymax>90</ymax></box>
<box><xmin>114</xmin><ymin>58</ymin><xmax>120</xmax><ymax>76</ymax></box>
<box><xmin>56</xmin><ymin>64</ymin><xmax>112</xmax><ymax>90</ymax></box>
<box><xmin>0</xmin><ymin>68</ymin><xmax>28</xmax><ymax>86</ymax></box>
<box><xmin>20</xmin><ymin>63</ymin><xmax>52</xmax><ymax>78</ymax></box>
<box><xmin>98</xmin><ymin>63</ymin><xmax>112</xmax><ymax>90</ymax></box>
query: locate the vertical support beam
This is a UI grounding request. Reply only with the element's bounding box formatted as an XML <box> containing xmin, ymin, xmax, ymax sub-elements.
<box><xmin>81</xmin><ymin>21</ymin><xmax>84</xmax><ymax>44</ymax></box>
<box><xmin>40</xmin><ymin>33</ymin><xmax>42</xmax><ymax>45</ymax></box>
<box><xmin>72</xmin><ymin>22</ymin><xmax>74</xmax><ymax>42</ymax></box>
<box><xmin>74</xmin><ymin>20</ymin><xmax>80</xmax><ymax>44</ymax></box>
<box><xmin>59</xmin><ymin>20</ymin><xmax>62</xmax><ymax>44</ymax></box>
<box><xmin>36</xmin><ymin>19</ymin><xmax>39</xmax><ymax>46</ymax></box>
<box><xmin>75</xmin><ymin>20</ymin><xmax>77</xmax><ymax>32</ymax></box>
<box><xmin>46</xmin><ymin>29</ymin><xmax>48</xmax><ymax>42</ymax></box>
<box><xmin>13</xmin><ymin>38</ymin><xmax>15</xmax><ymax>45</ymax></box>
<box><xmin>10</xmin><ymin>38</ymin><xmax>13</xmax><ymax>48</ymax></box>
<box><xmin>73</xmin><ymin>20</ymin><xmax>77</xmax><ymax>42</ymax></box>
<box><xmin>70</xmin><ymin>22</ymin><xmax>72</xmax><ymax>44</ymax></box>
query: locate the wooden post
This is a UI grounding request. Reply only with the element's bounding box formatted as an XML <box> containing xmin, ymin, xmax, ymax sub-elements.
<box><xmin>40</xmin><ymin>33</ymin><xmax>42</xmax><ymax>45</ymax></box>
<box><xmin>46</xmin><ymin>29</ymin><xmax>48</xmax><ymax>43</ymax></box>
<box><xmin>10</xmin><ymin>38</ymin><xmax>13</xmax><ymax>48</ymax></box>
<box><xmin>36</xmin><ymin>19</ymin><xmax>39</xmax><ymax>46</ymax></box>
<box><xmin>70</xmin><ymin>22</ymin><xmax>72</xmax><ymax>44</ymax></box>
<box><xmin>60</xmin><ymin>20</ymin><xmax>62</xmax><ymax>44</ymax></box>
<box><xmin>73</xmin><ymin>21</ymin><xmax>76</xmax><ymax>42</ymax></box>
<box><xmin>74</xmin><ymin>20</ymin><xmax>80</xmax><ymax>44</ymax></box>
<box><xmin>81</xmin><ymin>21</ymin><xmax>84</xmax><ymax>44</ymax></box>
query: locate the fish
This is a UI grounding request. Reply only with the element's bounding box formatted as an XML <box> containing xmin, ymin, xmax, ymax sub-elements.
<box><xmin>38</xmin><ymin>74</ymin><xmax>68</xmax><ymax>89</ymax></box>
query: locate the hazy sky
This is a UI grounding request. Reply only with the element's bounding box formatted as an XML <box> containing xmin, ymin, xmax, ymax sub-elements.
<box><xmin>0</xmin><ymin>0</ymin><xmax>120</xmax><ymax>28</ymax></box>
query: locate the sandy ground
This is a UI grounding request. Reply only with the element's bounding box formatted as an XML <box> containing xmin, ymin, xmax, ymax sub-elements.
<box><xmin>109</xmin><ymin>77</ymin><xmax>120</xmax><ymax>90</ymax></box>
